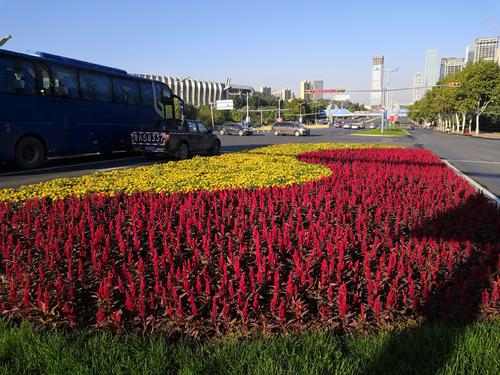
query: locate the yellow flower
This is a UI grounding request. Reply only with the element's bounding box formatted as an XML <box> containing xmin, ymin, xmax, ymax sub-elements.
<box><xmin>0</xmin><ymin>143</ymin><xmax>395</xmax><ymax>203</ymax></box>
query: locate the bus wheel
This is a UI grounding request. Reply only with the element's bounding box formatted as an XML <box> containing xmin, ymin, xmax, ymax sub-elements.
<box><xmin>176</xmin><ymin>142</ymin><xmax>189</xmax><ymax>160</ymax></box>
<box><xmin>15</xmin><ymin>136</ymin><xmax>45</xmax><ymax>169</ymax></box>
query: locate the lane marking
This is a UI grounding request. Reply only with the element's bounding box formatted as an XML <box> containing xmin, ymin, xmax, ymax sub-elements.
<box><xmin>446</xmin><ymin>160</ymin><xmax>500</xmax><ymax>165</ymax></box>
<box><xmin>443</xmin><ymin>160</ymin><xmax>499</xmax><ymax>206</ymax></box>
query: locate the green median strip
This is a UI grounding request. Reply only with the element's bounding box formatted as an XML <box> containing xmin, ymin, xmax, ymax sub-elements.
<box><xmin>355</xmin><ymin>128</ymin><xmax>409</xmax><ymax>136</ymax></box>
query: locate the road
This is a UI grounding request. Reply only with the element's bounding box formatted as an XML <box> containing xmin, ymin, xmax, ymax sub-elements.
<box><xmin>1</xmin><ymin>127</ymin><xmax>499</xmax><ymax>197</ymax></box>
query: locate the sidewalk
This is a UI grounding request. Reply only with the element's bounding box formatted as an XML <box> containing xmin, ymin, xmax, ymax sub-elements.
<box><xmin>472</xmin><ymin>133</ymin><xmax>500</xmax><ymax>140</ymax></box>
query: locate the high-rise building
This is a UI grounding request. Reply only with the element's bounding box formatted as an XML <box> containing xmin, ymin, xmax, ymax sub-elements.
<box><xmin>370</xmin><ymin>55</ymin><xmax>384</xmax><ymax>107</ymax></box>
<box><xmin>260</xmin><ymin>86</ymin><xmax>271</xmax><ymax>96</ymax></box>
<box><xmin>465</xmin><ymin>45</ymin><xmax>475</xmax><ymax>65</ymax></box>
<box><xmin>440</xmin><ymin>57</ymin><xmax>464</xmax><ymax>79</ymax></box>
<box><xmin>281</xmin><ymin>88</ymin><xmax>292</xmax><ymax>102</ymax></box>
<box><xmin>424</xmin><ymin>50</ymin><xmax>440</xmax><ymax>90</ymax></box>
<box><xmin>272</xmin><ymin>89</ymin><xmax>293</xmax><ymax>102</ymax></box>
<box><xmin>474</xmin><ymin>37</ymin><xmax>499</xmax><ymax>62</ymax></box>
<box><xmin>313</xmin><ymin>80</ymin><xmax>323</xmax><ymax>100</ymax></box>
<box><xmin>413</xmin><ymin>72</ymin><xmax>424</xmax><ymax>103</ymax></box>
<box><xmin>300</xmin><ymin>80</ymin><xmax>312</xmax><ymax>101</ymax></box>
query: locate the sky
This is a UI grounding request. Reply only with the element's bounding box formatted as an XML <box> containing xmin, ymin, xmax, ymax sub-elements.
<box><xmin>1</xmin><ymin>0</ymin><xmax>499</xmax><ymax>104</ymax></box>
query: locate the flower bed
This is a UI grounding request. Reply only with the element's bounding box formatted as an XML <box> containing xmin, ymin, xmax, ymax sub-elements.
<box><xmin>0</xmin><ymin>147</ymin><xmax>498</xmax><ymax>337</ymax></box>
<box><xmin>0</xmin><ymin>143</ymin><xmax>385</xmax><ymax>203</ymax></box>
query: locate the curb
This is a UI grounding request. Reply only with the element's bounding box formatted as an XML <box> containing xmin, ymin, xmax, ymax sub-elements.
<box><xmin>442</xmin><ymin>160</ymin><xmax>500</xmax><ymax>206</ymax></box>
<box><xmin>352</xmin><ymin>133</ymin><xmax>409</xmax><ymax>137</ymax></box>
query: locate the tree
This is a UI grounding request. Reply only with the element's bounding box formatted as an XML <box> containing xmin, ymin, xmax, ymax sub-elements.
<box><xmin>460</xmin><ymin>61</ymin><xmax>500</xmax><ymax>134</ymax></box>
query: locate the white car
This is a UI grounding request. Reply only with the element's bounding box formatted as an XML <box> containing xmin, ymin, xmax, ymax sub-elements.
<box><xmin>369</xmin><ymin>124</ymin><xmax>376</xmax><ymax>129</ymax></box>
<box><xmin>351</xmin><ymin>124</ymin><xmax>359</xmax><ymax>129</ymax></box>
<box><xmin>343</xmin><ymin>124</ymin><xmax>351</xmax><ymax>129</ymax></box>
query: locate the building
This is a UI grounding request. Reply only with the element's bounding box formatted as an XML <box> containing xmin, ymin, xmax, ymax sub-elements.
<box><xmin>370</xmin><ymin>55</ymin><xmax>384</xmax><ymax>107</ymax></box>
<box><xmin>412</xmin><ymin>72</ymin><xmax>424</xmax><ymax>103</ymax></box>
<box><xmin>465</xmin><ymin>45</ymin><xmax>475</xmax><ymax>65</ymax></box>
<box><xmin>281</xmin><ymin>88</ymin><xmax>292</xmax><ymax>102</ymax></box>
<box><xmin>424</xmin><ymin>50</ymin><xmax>440</xmax><ymax>90</ymax></box>
<box><xmin>260</xmin><ymin>86</ymin><xmax>271</xmax><ymax>96</ymax></box>
<box><xmin>272</xmin><ymin>89</ymin><xmax>293</xmax><ymax>101</ymax></box>
<box><xmin>474</xmin><ymin>37</ymin><xmax>499</xmax><ymax>62</ymax></box>
<box><xmin>300</xmin><ymin>80</ymin><xmax>312</xmax><ymax>101</ymax></box>
<box><xmin>135</xmin><ymin>75</ymin><xmax>254</xmax><ymax>107</ymax></box>
<box><xmin>313</xmin><ymin>80</ymin><xmax>323</xmax><ymax>100</ymax></box>
<box><xmin>439</xmin><ymin>57</ymin><xmax>464</xmax><ymax>79</ymax></box>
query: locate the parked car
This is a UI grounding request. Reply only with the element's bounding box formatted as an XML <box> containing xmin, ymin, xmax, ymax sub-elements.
<box><xmin>358</xmin><ymin>123</ymin><xmax>366</xmax><ymax>129</ymax></box>
<box><xmin>131</xmin><ymin>119</ymin><xmax>221</xmax><ymax>160</ymax></box>
<box><xmin>334</xmin><ymin>122</ymin><xmax>342</xmax><ymax>128</ymax></box>
<box><xmin>343</xmin><ymin>124</ymin><xmax>351</xmax><ymax>129</ymax></box>
<box><xmin>369</xmin><ymin>124</ymin><xmax>377</xmax><ymax>129</ymax></box>
<box><xmin>218</xmin><ymin>123</ymin><xmax>253</xmax><ymax>136</ymax></box>
<box><xmin>351</xmin><ymin>124</ymin><xmax>359</xmax><ymax>129</ymax></box>
<box><xmin>271</xmin><ymin>121</ymin><xmax>310</xmax><ymax>136</ymax></box>
<box><xmin>407</xmin><ymin>125</ymin><xmax>414</xmax><ymax>130</ymax></box>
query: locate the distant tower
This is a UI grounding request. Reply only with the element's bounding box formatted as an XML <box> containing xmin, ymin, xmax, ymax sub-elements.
<box><xmin>260</xmin><ymin>86</ymin><xmax>271</xmax><ymax>96</ymax></box>
<box><xmin>313</xmin><ymin>80</ymin><xmax>323</xmax><ymax>100</ymax></box>
<box><xmin>300</xmin><ymin>80</ymin><xmax>312</xmax><ymax>101</ymax></box>
<box><xmin>412</xmin><ymin>72</ymin><xmax>424</xmax><ymax>103</ymax></box>
<box><xmin>439</xmin><ymin>57</ymin><xmax>464</xmax><ymax>79</ymax></box>
<box><xmin>371</xmin><ymin>55</ymin><xmax>384</xmax><ymax>107</ymax></box>
<box><xmin>474</xmin><ymin>37</ymin><xmax>499</xmax><ymax>62</ymax></box>
<box><xmin>424</xmin><ymin>50</ymin><xmax>440</xmax><ymax>90</ymax></box>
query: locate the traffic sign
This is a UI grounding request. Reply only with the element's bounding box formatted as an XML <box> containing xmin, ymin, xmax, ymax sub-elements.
<box><xmin>216</xmin><ymin>99</ymin><xmax>234</xmax><ymax>110</ymax></box>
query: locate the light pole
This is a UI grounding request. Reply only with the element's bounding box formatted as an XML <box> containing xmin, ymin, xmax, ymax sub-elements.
<box><xmin>0</xmin><ymin>35</ymin><xmax>12</xmax><ymax>47</ymax></box>
<box><xmin>381</xmin><ymin>67</ymin><xmax>398</xmax><ymax>133</ymax></box>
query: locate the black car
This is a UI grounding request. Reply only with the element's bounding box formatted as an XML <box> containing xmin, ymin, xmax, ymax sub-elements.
<box><xmin>218</xmin><ymin>123</ymin><xmax>253</xmax><ymax>136</ymax></box>
<box><xmin>131</xmin><ymin>119</ymin><xmax>221</xmax><ymax>160</ymax></box>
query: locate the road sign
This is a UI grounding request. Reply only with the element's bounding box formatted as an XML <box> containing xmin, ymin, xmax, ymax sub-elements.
<box><xmin>216</xmin><ymin>99</ymin><xmax>234</xmax><ymax>110</ymax></box>
<box><xmin>333</xmin><ymin>94</ymin><xmax>350</xmax><ymax>101</ymax></box>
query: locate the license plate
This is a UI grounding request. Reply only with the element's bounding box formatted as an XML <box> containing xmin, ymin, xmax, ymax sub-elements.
<box><xmin>132</xmin><ymin>132</ymin><xmax>165</xmax><ymax>145</ymax></box>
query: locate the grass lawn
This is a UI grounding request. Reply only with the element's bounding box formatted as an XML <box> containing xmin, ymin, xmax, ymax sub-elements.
<box><xmin>357</xmin><ymin>128</ymin><xmax>409</xmax><ymax>136</ymax></box>
<box><xmin>0</xmin><ymin>320</ymin><xmax>498</xmax><ymax>374</ymax></box>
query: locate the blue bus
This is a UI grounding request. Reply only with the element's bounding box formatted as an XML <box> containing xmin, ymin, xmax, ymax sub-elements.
<box><xmin>0</xmin><ymin>49</ymin><xmax>179</xmax><ymax>168</ymax></box>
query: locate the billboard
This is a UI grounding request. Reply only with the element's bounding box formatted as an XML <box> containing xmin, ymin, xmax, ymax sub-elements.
<box><xmin>216</xmin><ymin>99</ymin><xmax>234</xmax><ymax>110</ymax></box>
<box><xmin>333</xmin><ymin>94</ymin><xmax>350</xmax><ymax>101</ymax></box>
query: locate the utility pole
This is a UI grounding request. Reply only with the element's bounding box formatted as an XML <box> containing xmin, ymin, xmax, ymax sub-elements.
<box><xmin>278</xmin><ymin>98</ymin><xmax>281</xmax><ymax>119</ymax></box>
<box><xmin>210</xmin><ymin>103</ymin><xmax>215</xmax><ymax>129</ymax></box>
<box><xmin>246</xmin><ymin>93</ymin><xmax>249</xmax><ymax>125</ymax></box>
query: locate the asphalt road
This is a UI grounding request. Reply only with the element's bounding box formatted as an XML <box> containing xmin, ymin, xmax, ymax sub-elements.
<box><xmin>1</xmin><ymin>126</ymin><xmax>499</xmax><ymax>197</ymax></box>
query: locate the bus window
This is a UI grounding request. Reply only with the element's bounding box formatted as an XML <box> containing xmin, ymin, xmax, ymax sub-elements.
<box><xmin>0</xmin><ymin>59</ymin><xmax>36</xmax><ymax>95</ymax></box>
<box><xmin>113</xmin><ymin>78</ymin><xmax>140</xmax><ymax>105</ymax></box>
<box><xmin>140</xmin><ymin>81</ymin><xmax>154</xmax><ymax>106</ymax></box>
<box><xmin>37</xmin><ymin>65</ymin><xmax>52</xmax><ymax>96</ymax></box>
<box><xmin>80</xmin><ymin>72</ymin><xmax>112</xmax><ymax>102</ymax></box>
<box><xmin>52</xmin><ymin>66</ymin><xmax>79</xmax><ymax>99</ymax></box>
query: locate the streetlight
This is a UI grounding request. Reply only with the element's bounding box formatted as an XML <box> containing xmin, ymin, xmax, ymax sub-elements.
<box><xmin>383</xmin><ymin>67</ymin><xmax>398</xmax><ymax>109</ymax></box>
<box><xmin>0</xmin><ymin>35</ymin><xmax>12</xmax><ymax>47</ymax></box>
<box><xmin>381</xmin><ymin>67</ymin><xmax>398</xmax><ymax>133</ymax></box>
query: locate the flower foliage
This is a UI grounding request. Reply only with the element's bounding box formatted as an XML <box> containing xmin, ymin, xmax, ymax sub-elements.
<box><xmin>0</xmin><ymin>148</ymin><xmax>498</xmax><ymax>337</ymax></box>
<box><xmin>0</xmin><ymin>143</ymin><xmax>388</xmax><ymax>203</ymax></box>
